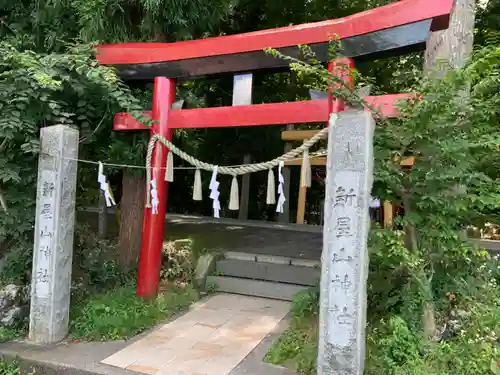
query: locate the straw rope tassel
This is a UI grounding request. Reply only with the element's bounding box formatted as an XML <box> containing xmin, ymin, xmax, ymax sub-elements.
<box><xmin>228</xmin><ymin>176</ymin><xmax>239</xmax><ymax>210</ymax></box>
<box><xmin>300</xmin><ymin>149</ymin><xmax>311</xmax><ymax>187</ymax></box>
<box><xmin>193</xmin><ymin>169</ymin><xmax>203</xmax><ymax>201</ymax></box>
<box><xmin>266</xmin><ymin>168</ymin><xmax>276</xmax><ymax>204</ymax></box>
<box><xmin>165</xmin><ymin>151</ymin><xmax>174</xmax><ymax>182</ymax></box>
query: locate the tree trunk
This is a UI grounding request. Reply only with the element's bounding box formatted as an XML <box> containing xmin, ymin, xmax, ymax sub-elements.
<box><xmin>118</xmin><ymin>170</ymin><xmax>146</xmax><ymax>268</ymax></box>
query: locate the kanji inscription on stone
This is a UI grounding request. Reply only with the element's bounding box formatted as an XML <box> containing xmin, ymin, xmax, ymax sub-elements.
<box><xmin>29</xmin><ymin>125</ymin><xmax>78</xmax><ymax>345</ymax></box>
<box><xmin>318</xmin><ymin>110</ymin><xmax>374</xmax><ymax>375</ymax></box>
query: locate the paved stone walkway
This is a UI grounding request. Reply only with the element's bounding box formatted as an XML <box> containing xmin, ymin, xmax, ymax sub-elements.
<box><xmin>101</xmin><ymin>294</ymin><xmax>290</xmax><ymax>375</ymax></box>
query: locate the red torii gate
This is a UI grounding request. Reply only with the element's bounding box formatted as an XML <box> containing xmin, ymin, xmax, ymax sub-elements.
<box><xmin>97</xmin><ymin>0</ymin><xmax>453</xmax><ymax>298</ymax></box>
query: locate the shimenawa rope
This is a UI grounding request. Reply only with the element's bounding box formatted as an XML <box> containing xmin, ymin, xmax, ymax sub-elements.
<box><xmin>144</xmin><ymin>114</ymin><xmax>337</xmax><ymax>207</ymax></box>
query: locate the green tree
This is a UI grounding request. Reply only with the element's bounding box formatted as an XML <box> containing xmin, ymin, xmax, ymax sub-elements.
<box><xmin>0</xmin><ymin>0</ymin><xmax>234</xmax><ymax>266</ymax></box>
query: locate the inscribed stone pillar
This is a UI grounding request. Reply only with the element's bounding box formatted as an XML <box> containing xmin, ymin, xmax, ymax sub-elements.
<box><xmin>318</xmin><ymin>110</ymin><xmax>374</xmax><ymax>375</ymax></box>
<box><xmin>424</xmin><ymin>0</ymin><xmax>475</xmax><ymax>75</ymax></box>
<box><xmin>29</xmin><ymin>125</ymin><xmax>78</xmax><ymax>344</ymax></box>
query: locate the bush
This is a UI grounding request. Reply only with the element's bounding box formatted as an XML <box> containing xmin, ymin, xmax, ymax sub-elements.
<box><xmin>0</xmin><ymin>241</ymin><xmax>32</xmax><ymax>285</ymax></box>
<box><xmin>0</xmin><ymin>359</ymin><xmax>19</xmax><ymax>375</ymax></box>
<box><xmin>291</xmin><ymin>285</ymin><xmax>319</xmax><ymax>319</ymax></box>
<box><xmin>266</xmin><ymin>233</ymin><xmax>500</xmax><ymax>375</ymax></box>
<box><xmin>0</xmin><ymin>224</ymin><xmax>131</xmax><ymax>291</ymax></box>
<box><xmin>265</xmin><ymin>285</ymin><xmax>319</xmax><ymax>374</ymax></box>
<box><xmin>160</xmin><ymin>239</ymin><xmax>195</xmax><ymax>282</ymax></box>
<box><xmin>71</xmin><ymin>224</ymin><xmax>134</xmax><ymax>304</ymax></box>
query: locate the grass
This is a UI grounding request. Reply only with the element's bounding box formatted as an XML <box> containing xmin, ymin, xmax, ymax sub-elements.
<box><xmin>0</xmin><ymin>327</ymin><xmax>23</xmax><ymax>343</ymax></box>
<box><xmin>265</xmin><ymin>287</ymin><xmax>319</xmax><ymax>375</ymax></box>
<box><xmin>0</xmin><ymin>358</ymin><xmax>20</xmax><ymax>375</ymax></box>
<box><xmin>69</xmin><ymin>282</ymin><xmax>198</xmax><ymax>341</ymax></box>
<box><xmin>265</xmin><ymin>316</ymin><xmax>318</xmax><ymax>374</ymax></box>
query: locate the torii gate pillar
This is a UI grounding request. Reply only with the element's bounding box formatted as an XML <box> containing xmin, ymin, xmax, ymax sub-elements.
<box><xmin>137</xmin><ymin>77</ymin><xmax>176</xmax><ymax>298</ymax></box>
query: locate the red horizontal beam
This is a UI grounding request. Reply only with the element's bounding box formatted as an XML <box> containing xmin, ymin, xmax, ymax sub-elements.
<box><xmin>97</xmin><ymin>0</ymin><xmax>452</xmax><ymax>65</ymax></box>
<box><xmin>113</xmin><ymin>94</ymin><xmax>413</xmax><ymax>131</ymax></box>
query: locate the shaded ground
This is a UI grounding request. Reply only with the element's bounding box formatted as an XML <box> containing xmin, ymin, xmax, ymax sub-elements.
<box><xmin>77</xmin><ymin>211</ymin><xmax>323</xmax><ymax>260</ymax></box>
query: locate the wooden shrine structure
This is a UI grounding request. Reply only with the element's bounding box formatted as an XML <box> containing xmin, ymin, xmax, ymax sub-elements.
<box><xmin>97</xmin><ymin>0</ymin><xmax>454</xmax><ymax>298</ymax></box>
<box><xmin>281</xmin><ymin>129</ymin><xmax>415</xmax><ymax>226</ymax></box>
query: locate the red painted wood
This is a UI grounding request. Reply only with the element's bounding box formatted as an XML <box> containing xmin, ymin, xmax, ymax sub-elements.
<box><xmin>96</xmin><ymin>0</ymin><xmax>452</xmax><ymax>65</ymax></box>
<box><xmin>136</xmin><ymin>77</ymin><xmax>176</xmax><ymax>299</ymax></box>
<box><xmin>113</xmin><ymin>94</ymin><xmax>412</xmax><ymax>131</ymax></box>
<box><xmin>329</xmin><ymin>58</ymin><xmax>355</xmax><ymax>113</ymax></box>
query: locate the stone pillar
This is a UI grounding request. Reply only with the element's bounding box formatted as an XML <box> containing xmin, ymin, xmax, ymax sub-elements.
<box><xmin>424</xmin><ymin>0</ymin><xmax>475</xmax><ymax>74</ymax></box>
<box><xmin>29</xmin><ymin>125</ymin><xmax>78</xmax><ymax>344</ymax></box>
<box><xmin>318</xmin><ymin>110</ymin><xmax>374</xmax><ymax>375</ymax></box>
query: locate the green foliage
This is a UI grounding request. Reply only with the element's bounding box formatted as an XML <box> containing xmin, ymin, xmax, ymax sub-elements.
<box><xmin>368</xmin><ymin>316</ymin><xmax>423</xmax><ymax>373</ymax></box>
<box><xmin>69</xmin><ymin>283</ymin><xmax>198</xmax><ymax>341</ymax></box>
<box><xmin>291</xmin><ymin>285</ymin><xmax>319</xmax><ymax>319</ymax></box>
<box><xmin>72</xmin><ymin>224</ymin><xmax>133</xmax><ymax>292</ymax></box>
<box><xmin>269</xmin><ymin>253</ymin><xmax>500</xmax><ymax>375</ymax></box>
<box><xmin>0</xmin><ymin>42</ymin><xmax>142</xmax><ymax>246</ymax></box>
<box><xmin>206</xmin><ymin>281</ymin><xmax>219</xmax><ymax>293</ymax></box>
<box><xmin>0</xmin><ymin>327</ymin><xmax>23</xmax><ymax>344</ymax></box>
<box><xmin>0</xmin><ymin>242</ymin><xmax>33</xmax><ymax>285</ymax></box>
<box><xmin>0</xmin><ymin>223</ymin><xmax>131</xmax><ymax>290</ymax></box>
<box><xmin>0</xmin><ymin>0</ymin><xmax>234</xmax><ymax>52</ymax></box>
<box><xmin>265</xmin><ymin>286</ymin><xmax>319</xmax><ymax>375</ymax></box>
<box><xmin>0</xmin><ymin>358</ymin><xmax>20</xmax><ymax>375</ymax></box>
<box><xmin>160</xmin><ymin>240</ymin><xmax>195</xmax><ymax>281</ymax></box>
<box><xmin>266</xmin><ymin>42</ymin><xmax>500</xmax><ymax>374</ymax></box>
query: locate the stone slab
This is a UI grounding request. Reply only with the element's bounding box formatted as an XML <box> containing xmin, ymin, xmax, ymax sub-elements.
<box><xmin>290</xmin><ymin>258</ymin><xmax>321</xmax><ymax>268</ymax></box>
<box><xmin>207</xmin><ymin>277</ymin><xmax>306</xmax><ymax>301</ymax></box>
<box><xmin>318</xmin><ymin>110</ymin><xmax>374</xmax><ymax>374</ymax></box>
<box><xmin>29</xmin><ymin>125</ymin><xmax>79</xmax><ymax>344</ymax></box>
<box><xmin>100</xmin><ymin>294</ymin><xmax>290</xmax><ymax>375</ymax></box>
<box><xmin>216</xmin><ymin>259</ymin><xmax>320</xmax><ymax>286</ymax></box>
<box><xmin>0</xmin><ymin>295</ymin><xmax>299</xmax><ymax>375</ymax></box>
<box><xmin>194</xmin><ymin>254</ymin><xmax>216</xmax><ymax>291</ymax></box>
<box><xmin>229</xmin><ymin>315</ymin><xmax>299</xmax><ymax>375</ymax></box>
<box><xmin>0</xmin><ymin>341</ymin><xmax>137</xmax><ymax>375</ymax></box>
<box><xmin>471</xmin><ymin>239</ymin><xmax>500</xmax><ymax>253</ymax></box>
<box><xmin>255</xmin><ymin>255</ymin><xmax>291</xmax><ymax>265</ymax></box>
<box><xmin>225</xmin><ymin>252</ymin><xmax>258</xmax><ymax>262</ymax></box>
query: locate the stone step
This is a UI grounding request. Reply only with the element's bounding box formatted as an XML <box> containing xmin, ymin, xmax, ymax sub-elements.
<box><xmin>224</xmin><ymin>251</ymin><xmax>320</xmax><ymax>268</ymax></box>
<box><xmin>206</xmin><ymin>276</ymin><xmax>307</xmax><ymax>301</ymax></box>
<box><xmin>215</xmin><ymin>259</ymin><xmax>320</xmax><ymax>286</ymax></box>
<box><xmin>0</xmin><ymin>340</ymin><xmax>136</xmax><ymax>375</ymax></box>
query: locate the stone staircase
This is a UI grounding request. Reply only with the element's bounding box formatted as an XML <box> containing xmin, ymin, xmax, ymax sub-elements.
<box><xmin>206</xmin><ymin>252</ymin><xmax>320</xmax><ymax>301</ymax></box>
